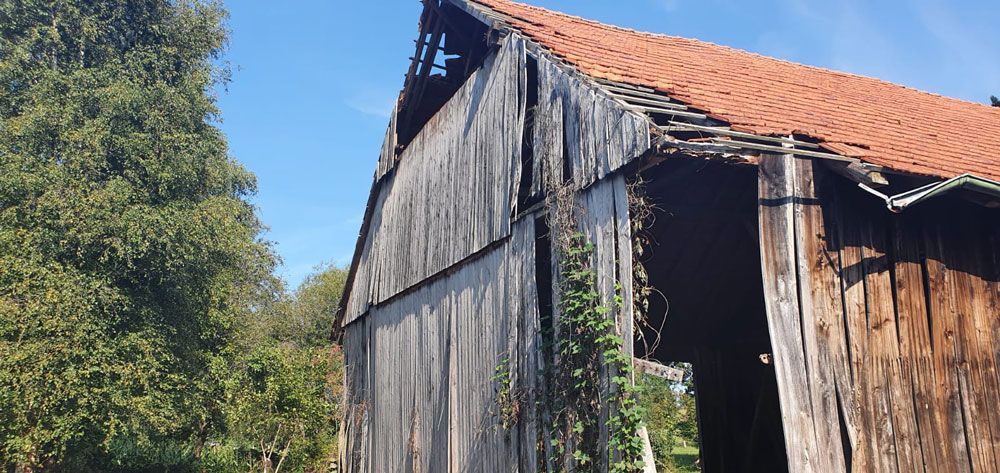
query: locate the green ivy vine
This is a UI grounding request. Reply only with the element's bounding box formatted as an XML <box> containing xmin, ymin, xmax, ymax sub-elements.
<box><xmin>547</xmin><ymin>233</ymin><xmax>646</xmax><ymax>472</ymax></box>
<box><xmin>491</xmin><ymin>354</ymin><xmax>519</xmax><ymax>431</ymax></box>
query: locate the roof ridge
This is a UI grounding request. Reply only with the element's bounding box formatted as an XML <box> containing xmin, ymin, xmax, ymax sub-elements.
<box><xmin>471</xmin><ymin>0</ymin><xmax>1000</xmax><ymax>113</ymax></box>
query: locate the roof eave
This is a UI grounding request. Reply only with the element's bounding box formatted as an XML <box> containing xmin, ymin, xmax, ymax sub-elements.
<box><xmin>859</xmin><ymin>173</ymin><xmax>1000</xmax><ymax>212</ymax></box>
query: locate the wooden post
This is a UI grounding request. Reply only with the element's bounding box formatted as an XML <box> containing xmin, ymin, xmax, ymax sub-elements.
<box><xmin>758</xmin><ymin>152</ymin><xmax>848</xmax><ymax>472</ymax></box>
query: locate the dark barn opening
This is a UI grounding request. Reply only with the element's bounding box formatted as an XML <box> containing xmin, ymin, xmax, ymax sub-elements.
<box><xmin>636</xmin><ymin>158</ymin><xmax>789</xmax><ymax>473</ymax></box>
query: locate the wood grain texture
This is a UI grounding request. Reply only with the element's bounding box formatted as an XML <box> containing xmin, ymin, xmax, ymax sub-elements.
<box><xmin>533</xmin><ymin>54</ymin><xmax>650</xmax><ymax>191</ymax></box>
<box><xmin>759</xmin><ymin>155</ymin><xmax>1000</xmax><ymax>473</ymax></box>
<box><xmin>758</xmin><ymin>153</ymin><xmax>826</xmax><ymax>473</ymax></box>
<box><xmin>340</xmin><ymin>218</ymin><xmax>538</xmax><ymax>472</ymax></box>
<box><xmin>375</xmin><ymin>101</ymin><xmax>399</xmax><ymax>182</ymax></box>
<box><xmin>574</xmin><ymin>175</ymin><xmax>635</xmax><ymax>470</ymax></box>
<box><xmin>343</xmin><ymin>34</ymin><xmax>527</xmax><ymax>325</ymax></box>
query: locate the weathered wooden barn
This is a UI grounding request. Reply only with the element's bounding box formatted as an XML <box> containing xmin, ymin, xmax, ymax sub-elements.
<box><xmin>335</xmin><ymin>1</ymin><xmax>1000</xmax><ymax>471</ymax></box>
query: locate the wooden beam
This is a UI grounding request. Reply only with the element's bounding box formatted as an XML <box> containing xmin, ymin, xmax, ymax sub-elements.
<box><xmin>405</xmin><ymin>12</ymin><xmax>445</xmax><ymax>123</ymax></box>
<box><xmin>665</xmin><ymin>121</ymin><xmax>821</xmax><ymax>149</ymax></box>
<box><xmin>624</xmin><ymin>104</ymin><xmax>707</xmax><ymax>119</ymax></box>
<box><xmin>400</xmin><ymin>7</ymin><xmax>433</xmax><ymax>107</ymax></box>
<box><xmin>825</xmin><ymin>160</ymin><xmax>889</xmax><ymax>187</ymax></box>
<box><xmin>633</xmin><ymin>358</ymin><xmax>685</xmax><ymax>382</ymax></box>
<box><xmin>593</xmin><ymin>77</ymin><xmax>657</xmax><ymax>93</ymax></box>
<box><xmin>599</xmin><ymin>83</ymin><xmax>686</xmax><ymax>105</ymax></box>
<box><xmin>610</xmin><ymin>93</ymin><xmax>689</xmax><ymax>110</ymax></box>
<box><xmin>423</xmin><ymin>0</ymin><xmax>471</xmax><ymax>44</ymax></box>
<box><xmin>638</xmin><ymin>426</ymin><xmax>658</xmax><ymax>473</ymax></box>
<box><xmin>713</xmin><ymin>138</ymin><xmax>856</xmax><ymax>163</ymax></box>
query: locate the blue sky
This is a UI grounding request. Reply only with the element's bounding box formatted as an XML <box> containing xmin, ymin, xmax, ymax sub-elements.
<box><xmin>217</xmin><ymin>0</ymin><xmax>999</xmax><ymax>289</ymax></box>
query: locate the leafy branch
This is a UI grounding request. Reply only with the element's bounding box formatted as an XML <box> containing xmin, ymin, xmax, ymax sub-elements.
<box><xmin>546</xmin><ymin>234</ymin><xmax>646</xmax><ymax>472</ymax></box>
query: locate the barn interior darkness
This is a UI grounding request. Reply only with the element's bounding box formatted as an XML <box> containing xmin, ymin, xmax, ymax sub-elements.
<box><xmin>636</xmin><ymin>157</ymin><xmax>790</xmax><ymax>473</ymax></box>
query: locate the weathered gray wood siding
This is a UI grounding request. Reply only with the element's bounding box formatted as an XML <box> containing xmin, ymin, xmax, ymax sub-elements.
<box><xmin>374</xmin><ymin>102</ymin><xmax>398</xmax><ymax>182</ymax></box>
<box><xmin>340</xmin><ymin>30</ymin><xmax>651</xmax><ymax>472</ymax></box>
<box><xmin>575</xmin><ymin>174</ymin><xmax>635</xmax><ymax>469</ymax></box>
<box><xmin>343</xmin><ymin>35</ymin><xmax>527</xmax><ymax>325</ymax></box>
<box><xmin>759</xmin><ymin>153</ymin><xmax>1000</xmax><ymax>473</ymax></box>
<box><xmin>576</xmin><ymin>174</ymin><xmax>634</xmax><ymax>363</ymax></box>
<box><xmin>532</xmin><ymin>54</ymin><xmax>650</xmax><ymax>194</ymax></box>
<box><xmin>340</xmin><ymin>218</ymin><xmax>539</xmax><ymax>473</ymax></box>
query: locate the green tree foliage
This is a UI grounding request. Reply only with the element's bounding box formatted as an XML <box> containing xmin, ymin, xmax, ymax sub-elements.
<box><xmin>991</xmin><ymin>95</ymin><xmax>999</xmax><ymax>107</ymax></box>
<box><xmin>638</xmin><ymin>374</ymin><xmax>680</xmax><ymax>470</ymax></box>
<box><xmin>205</xmin><ymin>265</ymin><xmax>348</xmax><ymax>473</ymax></box>
<box><xmin>273</xmin><ymin>265</ymin><xmax>348</xmax><ymax>347</ymax></box>
<box><xmin>637</xmin><ymin>364</ymin><xmax>700</xmax><ymax>472</ymax></box>
<box><xmin>0</xmin><ymin>1</ymin><xmax>275</xmax><ymax>470</ymax></box>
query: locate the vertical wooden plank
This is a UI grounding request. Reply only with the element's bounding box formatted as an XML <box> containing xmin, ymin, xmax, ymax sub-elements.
<box><xmin>963</xmin><ymin>225</ymin><xmax>1000</xmax><ymax>473</ymax></box>
<box><xmin>578</xmin><ymin>179</ymin><xmax>617</xmax><ymax>471</ymax></box>
<box><xmin>339</xmin><ymin>317</ymin><xmax>372</xmax><ymax>472</ymax></box>
<box><xmin>535</xmin><ymin>54</ymin><xmax>650</xmax><ymax>191</ymax></box>
<box><xmin>892</xmin><ymin>215</ymin><xmax>947</xmax><ymax>472</ymax></box>
<box><xmin>514</xmin><ymin>217</ymin><xmax>541</xmax><ymax>473</ymax></box>
<box><xmin>836</xmin><ymin>196</ymin><xmax>885</xmax><ymax>472</ymax></box>
<box><xmin>861</xmin><ymin>210</ymin><xmax>924</xmax><ymax>472</ymax></box>
<box><xmin>375</xmin><ymin>101</ymin><xmax>399</xmax><ymax>181</ymax></box>
<box><xmin>758</xmin><ymin>153</ymin><xmax>822</xmax><ymax>472</ymax></box>
<box><xmin>983</xmin><ymin>220</ymin><xmax>1000</xmax><ymax>470</ymax></box>
<box><xmin>342</xmin><ymin>33</ymin><xmax>526</xmax><ymax>325</ymax></box>
<box><xmin>933</xmin><ymin>216</ymin><xmax>1000</xmax><ymax>472</ymax></box>
<box><xmin>790</xmin><ymin>157</ymin><xmax>848</xmax><ymax>473</ymax></box>
<box><xmin>923</xmin><ymin>223</ymin><xmax>974</xmax><ymax>473</ymax></box>
<box><xmin>613</xmin><ymin>177</ymin><xmax>635</xmax><ymax>370</ymax></box>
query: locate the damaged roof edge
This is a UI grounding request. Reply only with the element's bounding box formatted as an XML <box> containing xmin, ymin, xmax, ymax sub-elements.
<box><xmin>454</xmin><ymin>0</ymin><xmax>1000</xmax><ymax>214</ymax></box>
<box><xmin>859</xmin><ymin>173</ymin><xmax>1000</xmax><ymax>212</ymax></box>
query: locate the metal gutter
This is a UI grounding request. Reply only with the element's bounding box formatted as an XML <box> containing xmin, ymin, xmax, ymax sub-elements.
<box><xmin>857</xmin><ymin>173</ymin><xmax>1000</xmax><ymax>212</ymax></box>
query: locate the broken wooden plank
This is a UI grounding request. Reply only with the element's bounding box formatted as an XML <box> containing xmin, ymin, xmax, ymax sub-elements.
<box><xmin>825</xmin><ymin>160</ymin><xmax>889</xmax><ymax>187</ymax></box>
<box><xmin>536</xmin><ymin>53</ymin><xmax>650</xmax><ymax>189</ymax></box>
<box><xmin>633</xmin><ymin>358</ymin><xmax>684</xmax><ymax>382</ymax></box>
<box><xmin>665</xmin><ymin>121</ymin><xmax>821</xmax><ymax>149</ymax></box>
<box><xmin>758</xmin><ymin>152</ymin><xmax>824</xmax><ymax>472</ymax></box>
<box><xmin>891</xmin><ymin>215</ymin><xmax>941</xmax><ymax>472</ymax></box>
<box><xmin>788</xmin><ymin>156</ymin><xmax>848</xmax><ymax>473</ymax></box>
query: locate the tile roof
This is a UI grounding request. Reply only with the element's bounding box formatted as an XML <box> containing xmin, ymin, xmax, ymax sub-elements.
<box><xmin>470</xmin><ymin>0</ymin><xmax>1000</xmax><ymax>181</ymax></box>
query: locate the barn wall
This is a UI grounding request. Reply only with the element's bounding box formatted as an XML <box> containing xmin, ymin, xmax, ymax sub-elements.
<box><xmin>574</xmin><ymin>174</ymin><xmax>635</xmax><ymax>469</ymax></box>
<box><xmin>532</xmin><ymin>54</ymin><xmax>650</xmax><ymax>194</ymax></box>
<box><xmin>340</xmin><ymin>217</ymin><xmax>539</xmax><ymax>472</ymax></box>
<box><xmin>374</xmin><ymin>102</ymin><xmax>397</xmax><ymax>182</ymax></box>
<box><xmin>340</xmin><ymin>28</ymin><xmax>652</xmax><ymax>471</ymax></box>
<box><xmin>758</xmin><ymin>154</ymin><xmax>1000</xmax><ymax>473</ymax></box>
<box><xmin>343</xmin><ymin>34</ymin><xmax>527</xmax><ymax>325</ymax></box>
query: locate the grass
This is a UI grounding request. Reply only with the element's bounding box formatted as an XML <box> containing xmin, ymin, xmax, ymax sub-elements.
<box><xmin>671</xmin><ymin>443</ymin><xmax>700</xmax><ymax>473</ymax></box>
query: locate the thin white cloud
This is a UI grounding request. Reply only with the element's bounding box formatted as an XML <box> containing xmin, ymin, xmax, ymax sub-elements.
<box><xmin>774</xmin><ymin>0</ymin><xmax>998</xmax><ymax>102</ymax></box>
<box><xmin>655</xmin><ymin>0</ymin><xmax>681</xmax><ymax>12</ymax></box>
<box><xmin>773</xmin><ymin>0</ymin><xmax>901</xmax><ymax>79</ymax></box>
<box><xmin>780</xmin><ymin>0</ymin><xmax>826</xmax><ymax>23</ymax></box>
<box><xmin>345</xmin><ymin>87</ymin><xmax>396</xmax><ymax>119</ymax></box>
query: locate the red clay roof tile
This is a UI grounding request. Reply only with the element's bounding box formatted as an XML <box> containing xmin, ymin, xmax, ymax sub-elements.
<box><xmin>472</xmin><ymin>0</ymin><xmax>1000</xmax><ymax>181</ymax></box>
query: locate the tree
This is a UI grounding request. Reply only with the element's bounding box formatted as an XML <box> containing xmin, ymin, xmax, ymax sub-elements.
<box><xmin>639</xmin><ymin>374</ymin><xmax>681</xmax><ymax>470</ymax></box>
<box><xmin>991</xmin><ymin>95</ymin><xmax>999</xmax><ymax>107</ymax></box>
<box><xmin>0</xmin><ymin>1</ymin><xmax>274</xmax><ymax>470</ymax></box>
<box><xmin>638</xmin><ymin>363</ymin><xmax>700</xmax><ymax>472</ymax></box>
<box><xmin>273</xmin><ymin>265</ymin><xmax>349</xmax><ymax>347</ymax></box>
<box><xmin>209</xmin><ymin>265</ymin><xmax>348</xmax><ymax>473</ymax></box>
